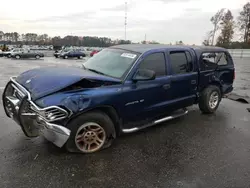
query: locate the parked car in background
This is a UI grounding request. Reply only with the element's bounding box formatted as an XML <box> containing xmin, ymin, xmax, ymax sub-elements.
<box><xmin>11</xmin><ymin>49</ymin><xmax>44</xmax><ymax>59</ymax></box>
<box><xmin>59</xmin><ymin>49</ymin><xmax>86</xmax><ymax>59</ymax></box>
<box><xmin>90</xmin><ymin>50</ymin><xmax>100</xmax><ymax>57</ymax></box>
<box><xmin>0</xmin><ymin>50</ymin><xmax>3</xmax><ymax>57</ymax></box>
<box><xmin>3</xmin><ymin>48</ymin><xmax>22</xmax><ymax>58</ymax></box>
<box><xmin>2</xmin><ymin>44</ymin><xmax>234</xmax><ymax>154</ymax></box>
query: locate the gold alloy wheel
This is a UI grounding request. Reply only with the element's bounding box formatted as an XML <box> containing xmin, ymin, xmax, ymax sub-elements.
<box><xmin>75</xmin><ymin>122</ymin><xmax>106</xmax><ymax>153</ymax></box>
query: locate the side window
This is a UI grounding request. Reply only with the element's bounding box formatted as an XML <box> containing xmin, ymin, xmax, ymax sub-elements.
<box><xmin>169</xmin><ymin>51</ymin><xmax>190</xmax><ymax>74</ymax></box>
<box><xmin>138</xmin><ymin>52</ymin><xmax>166</xmax><ymax>77</ymax></box>
<box><xmin>185</xmin><ymin>51</ymin><xmax>193</xmax><ymax>71</ymax></box>
<box><xmin>200</xmin><ymin>52</ymin><xmax>229</xmax><ymax>71</ymax></box>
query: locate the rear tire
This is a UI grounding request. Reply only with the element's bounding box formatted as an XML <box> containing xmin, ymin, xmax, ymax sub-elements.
<box><xmin>35</xmin><ymin>55</ymin><xmax>40</xmax><ymax>59</ymax></box>
<box><xmin>64</xmin><ymin>55</ymin><xmax>68</xmax><ymax>59</ymax></box>
<box><xmin>78</xmin><ymin>56</ymin><xmax>83</xmax><ymax>59</ymax></box>
<box><xmin>199</xmin><ymin>85</ymin><xmax>221</xmax><ymax>114</ymax></box>
<box><xmin>15</xmin><ymin>55</ymin><xmax>20</xmax><ymax>59</ymax></box>
<box><xmin>65</xmin><ymin>111</ymin><xmax>116</xmax><ymax>153</ymax></box>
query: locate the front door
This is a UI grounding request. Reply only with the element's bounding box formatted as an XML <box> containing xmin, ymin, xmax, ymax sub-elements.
<box><xmin>122</xmin><ymin>51</ymin><xmax>172</xmax><ymax>128</ymax></box>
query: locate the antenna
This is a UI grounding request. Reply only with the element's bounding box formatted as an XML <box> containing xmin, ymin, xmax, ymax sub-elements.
<box><xmin>125</xmin><ymin>1</ymin><xmax>127</xmax><ymax>40</ymax></box>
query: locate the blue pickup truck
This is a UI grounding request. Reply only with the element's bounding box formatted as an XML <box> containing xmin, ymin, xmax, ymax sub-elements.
<box><xmin>2</xmin><ymin>44</ymin><xmax>234</xmax><ymax>153</ymax></box>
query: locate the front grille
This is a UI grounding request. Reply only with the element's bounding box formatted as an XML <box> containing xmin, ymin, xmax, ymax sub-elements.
<box><xmin>4</xmin><ymin>78</ymin><xmax>69</xmax><ymax>122</ymax></box>
<box><xmin>44</xmin><ymin>108</ymin><xmax>68</xmax><ymax>121</ymax></box>
<box><xmin>29</xmin><ymin>104</ymin><xmax>68</xmax><ymax>122</ymax></box>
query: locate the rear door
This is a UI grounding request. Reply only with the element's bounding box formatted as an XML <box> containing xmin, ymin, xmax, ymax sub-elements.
<box><xmin>167</xmin><ymin>50</ymin><xmax>198</xmax><ymax>109</ymax></box>
<box><xmin>22</xmin><ymin>50</ymin><xmax>29</xmax><ymax>58</ymax></box>
<box><xmin>29</xmin><ymin>51</ymin><xmax>36</xmax><ymax>58</ymax></box>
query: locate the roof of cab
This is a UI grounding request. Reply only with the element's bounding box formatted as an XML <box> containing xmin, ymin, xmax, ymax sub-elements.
<box><xmin>110</xmin><ymin>44</ymin><xmax>227</xmax><ymax>54</ymax></box>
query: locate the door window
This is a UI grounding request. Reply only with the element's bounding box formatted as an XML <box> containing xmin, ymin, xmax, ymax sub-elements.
<box><xmin>169</xmin><ymin>51</ymin><xmax>192</xmax><ymax>74</ymax></box>
<box><xmin>200</xmin><ymin>52</ymin><xmax>229</xmax><ymax>70</ymax></box>
<box><xmin>138</xmin><ymin>52</ymin><xmax>166</xmax><ymax>77</ymax></box>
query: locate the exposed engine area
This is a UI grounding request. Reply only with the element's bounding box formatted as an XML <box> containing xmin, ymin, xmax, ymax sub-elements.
<box><xmin>61</xmin><ymin>78</ymin><xmax>120</xmax><ymax>91</ymax></box>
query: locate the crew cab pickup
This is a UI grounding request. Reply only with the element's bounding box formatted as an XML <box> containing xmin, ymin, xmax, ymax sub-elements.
<box><xmin>2</xmin><ymin>44</ymin><xmax>234</xmax><ymax>153</ymax></box>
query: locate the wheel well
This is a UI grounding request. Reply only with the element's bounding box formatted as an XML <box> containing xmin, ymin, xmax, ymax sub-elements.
<box><xmin>201</xmin><ymin>82</ymin><xmax>222</xmax><ymax>94</ymax></box>
<box><xmin>67</xmin><ymin>106</ymin><xmax>122</xmax><ymax>135</ymax></box>
<box><xmin>210</xmin><ymin>82</ymin><xmax>222</xmax><ymax>94</ymax></box>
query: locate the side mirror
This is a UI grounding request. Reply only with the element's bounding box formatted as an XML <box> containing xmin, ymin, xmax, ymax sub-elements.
<box><xmin>132</xmin><ymin>69</ymin><xmax>156</xmax><ymax>81</ymax></box>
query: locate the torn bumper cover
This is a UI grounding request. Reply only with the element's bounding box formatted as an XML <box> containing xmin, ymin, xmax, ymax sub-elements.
<box><xmin>38</xmin><ymin>119</ymin><xmax>71</xmax><ymax>147</ymax></box>
<box><xmin>2</xmin><ymin>77</ymin><xmax>71</xmax><ymax>147</ymax></box>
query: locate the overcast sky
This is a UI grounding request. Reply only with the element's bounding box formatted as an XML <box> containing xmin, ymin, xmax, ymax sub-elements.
<box><xmin>0</xmin><ymin>0</ymin><xmax>248</xmax><ymax>44</ymax></box>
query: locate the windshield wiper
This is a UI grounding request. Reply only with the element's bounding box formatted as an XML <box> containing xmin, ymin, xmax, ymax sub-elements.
<box><xmin>86</xmin><ymin>68</ymin><xmax>106</xmax><ymax>75</ymax></box>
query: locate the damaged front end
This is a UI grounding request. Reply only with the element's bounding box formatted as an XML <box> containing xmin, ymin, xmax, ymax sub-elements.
<box><xmin>2</xmin><ymin>77</ymin><xmax>71</xmax><ymax>147</ymax></box>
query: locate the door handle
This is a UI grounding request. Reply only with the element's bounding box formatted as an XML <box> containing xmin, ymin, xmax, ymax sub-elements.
<box><xmin>191</xmin><ymin>80</ymin><xmax>196</xmax><ymax>85</ymax></box>
<box><xmin>163</xmin><ymin>84</ymin><xmax>171</xmax><ymax>90</ymax></box>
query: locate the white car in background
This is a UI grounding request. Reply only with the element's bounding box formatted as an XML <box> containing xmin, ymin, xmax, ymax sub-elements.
<box><xmin>3</xmin><ymin>48</ymin><xmax>23</xmax><ymax>58</ymax></box>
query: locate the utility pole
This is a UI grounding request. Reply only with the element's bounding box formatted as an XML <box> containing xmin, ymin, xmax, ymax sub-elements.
<box><xmin>125</xmin><ymin>2</ymin><xmax>127</xmax><ymax>41</ymax></box>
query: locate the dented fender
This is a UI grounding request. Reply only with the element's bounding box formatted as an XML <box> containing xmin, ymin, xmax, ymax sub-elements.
<box><xmin>61</xmin><ymin>94</ymin><xmax>92</xmax><ymax>113</ymax></box>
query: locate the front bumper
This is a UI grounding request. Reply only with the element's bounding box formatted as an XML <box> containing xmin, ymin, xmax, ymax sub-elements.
<box><xmin>2</xmin><ymin>77</ymin><xmax>71</xmax><ymax>147</ymax></box>
<box><xmin>3</xmin><ymin>53</ymin><xmax>11</xmax><ymax>57</ymax></box>
<box><xmin>38</xmin><ymin>118</ymin><xmax>71</xmax><ymax>147</ymax></box>
<box><xmin>59</xmin><ymin>54</ymin><xmax>66</xmax><ymax>58</ymax></box>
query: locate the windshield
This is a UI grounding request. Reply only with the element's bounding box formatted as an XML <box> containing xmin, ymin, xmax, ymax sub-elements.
<box><xmin>83</xmin><ymin>48</ymin><xmax>139</xmax><ymax>79</ymax></box>
<box><xmin>62</xmin><ymin>49</ymin><xmax>70</xmax><ymax>53</ymax></box>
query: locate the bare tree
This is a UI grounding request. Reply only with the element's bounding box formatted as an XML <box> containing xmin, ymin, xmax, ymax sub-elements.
<box><xmin>217</xmin><ymin>10</ymin><xmax>234</xmax><ymax>47</ymax></box>
<box><xmin>202</xmin><ymin>30</ymin><xmax>213</xmax><ymax>46</ymax></box>
<box><xmin>237</xmin><ymin>2</ymin><xmax>250</xmax><ymax>43</ymax></box>
<box><xmin>211</xmin><ymin>8</ymin><xmax>225</xmax><ymax>45</ymax></box>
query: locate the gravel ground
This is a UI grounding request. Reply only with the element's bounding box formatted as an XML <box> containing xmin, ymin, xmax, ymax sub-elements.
<box><xmin>0</xmin><ymin>56</ymin><xmax>249</xmax><ymax>188</ymax></box>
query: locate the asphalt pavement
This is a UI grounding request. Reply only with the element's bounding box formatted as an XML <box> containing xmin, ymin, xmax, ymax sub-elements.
<box><xmin>229</xmin><ymin>57</ymin><xmax>250</xmax><ymax>103</ymax></box>
<box><xmin>0</xmin><ymin>57</ymin><xmax>250</xmax><ymax>188</ymax></box>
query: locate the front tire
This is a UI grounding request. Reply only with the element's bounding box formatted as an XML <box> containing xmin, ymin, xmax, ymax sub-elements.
<box><xmin>199</xmin><ymin>85</ymin><xmax>221</xmax><ymax>114</ymax></box>
<box><xmin>64</xmin><ymin>55</ymin><xmax>68</xmax><ymax>59</ymax></box>
<box><xmin>65</xmin><ymin>111</ymin><xmax>116</xmax><ymax>153</ymax></box>
<box><xmin>35</xmin><ymin>55</ymin><xmax>40</xmax><ymax>59</ymax></box>
<box><xmin>15</xmin><ymin>55</ymin><xmax>20</xmax><ymax>59</ymax></box>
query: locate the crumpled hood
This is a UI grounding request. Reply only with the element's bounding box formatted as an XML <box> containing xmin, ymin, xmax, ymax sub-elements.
<box><xmin>15</xmin><ymin>67</ymin><xmax>121</xmax><ymax>100</ymax></box>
